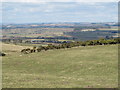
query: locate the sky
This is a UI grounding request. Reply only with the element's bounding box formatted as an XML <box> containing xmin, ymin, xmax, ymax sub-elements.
<box><xmin>1</xmin><ymin>2</ymin><xmax>118</xmax><ymax>24</ymax></box>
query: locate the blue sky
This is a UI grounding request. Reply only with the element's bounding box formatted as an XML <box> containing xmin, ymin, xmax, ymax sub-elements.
<box><xmin>1</xmin><ymin>2</ymin><xmax>118</xmax><ymax>24</ymax></box>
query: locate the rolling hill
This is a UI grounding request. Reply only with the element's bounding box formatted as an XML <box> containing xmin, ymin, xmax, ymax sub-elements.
<box><xmin>2</xmin><ymin>43</ymin><xmax>118</xmax><ymax>88</ymax></box>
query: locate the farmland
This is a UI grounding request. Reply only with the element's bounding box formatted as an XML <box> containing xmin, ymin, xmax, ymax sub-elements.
<box><xmin>2</xmin><ymin>43</ymin><xmax>118</xmax><ymax>88</ymax></box>
<box><xmin>1</xmin><ymin>22</ymin><xmax>118</xmax><ymax>46</ymax></box>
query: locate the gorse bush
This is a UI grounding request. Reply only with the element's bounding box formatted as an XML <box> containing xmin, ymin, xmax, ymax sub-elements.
<box><xmin>21</xmin><ymin>38</ymin><xmax>120</xmax><ymax>54</ymax></box>
<box><xmin>0</xmin><ymin>52</ymin><xmax>6</xmax><ymax>56</ymax></box>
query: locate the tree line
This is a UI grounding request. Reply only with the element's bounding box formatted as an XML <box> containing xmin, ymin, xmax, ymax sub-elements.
<box><xmin>21</xmin><ymin>38</ymin><xmax>120</xmax><ymax>54</ymax></box>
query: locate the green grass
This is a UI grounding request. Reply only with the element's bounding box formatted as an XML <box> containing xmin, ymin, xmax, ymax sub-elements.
<box><xmin>2</xmin><ymin>44</ymin><xmax>118</xmax><ymax>88</ymax></box>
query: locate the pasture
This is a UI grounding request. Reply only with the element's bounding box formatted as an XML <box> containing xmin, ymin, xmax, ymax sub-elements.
<box><xmin>2</xmin><ymin>43</ymin><xmax>118</xmax><ymax>88</ymax></box>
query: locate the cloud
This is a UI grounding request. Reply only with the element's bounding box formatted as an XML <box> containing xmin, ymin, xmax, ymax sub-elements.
<box><xmin>1</xmin><ymin>2</ymin><xmax>118</xmax><ymax>23</ymax></box>
<box><xmin>74</xmin><ymin>0</ymin><xmax>119</xmax><ymax>2</ymax></box>
<box><xmin>1</xmin><ymin>0</ymin><xmax>46</xmax><ymax>2</ymax></box>
<box><xmin>1</xmin><ymin>0</ymin><xmax>119</xmax><ymax>2</ymax></box>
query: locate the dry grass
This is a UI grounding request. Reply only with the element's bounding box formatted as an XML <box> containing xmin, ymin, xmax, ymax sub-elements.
<box><xmin>1</xmin><ymin>43</ymin><xmax>32</xmax><ymax>52</ymax></box>
<box><xmin>2</xmin><ymin>43</ymin><xmax>118</xmax><ymax>88</ymax></box>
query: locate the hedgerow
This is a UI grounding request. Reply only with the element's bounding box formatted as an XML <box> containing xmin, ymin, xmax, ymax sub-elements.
<box><xmin>21</xmin><ymin>38</ymin><xmax>120</xmax><ymax>54</ymax></box>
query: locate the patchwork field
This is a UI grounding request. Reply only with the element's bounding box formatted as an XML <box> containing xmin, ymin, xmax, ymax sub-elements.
<box><xmin>2</xmin><ymin>43</ymin><xmax>118</xmax><ymax>88</ymax></box>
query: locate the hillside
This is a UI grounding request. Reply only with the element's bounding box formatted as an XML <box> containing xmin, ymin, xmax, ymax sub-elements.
<box><xmin>1</xmin><ymin>43</ymin><xmax>32</xmax><ymax>52</ymax></box>
<box><xmin>2</xmin><ymin>44</ymin><xmax>118</xmax><ymax>88</ymax></box>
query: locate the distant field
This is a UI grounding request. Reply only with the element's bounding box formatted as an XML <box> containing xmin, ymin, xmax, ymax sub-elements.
<box><xmin>2</xmin><ymin>43</ymin><xmax>118</xmax><ymax>88</ymax></box>
<box><xmin>2</xmin><ymin>27</ymin><xmax>118</xmax><ymax>38</ymax></box>
<box><xmin>98</xmin><ymin>28</ymin><xmax>118</xmax><ymax>31</ymax></box>
<box><xmin>2</xmin><ymin>28</ymin><xmax>74</xmax><ymax>37</ymax></box>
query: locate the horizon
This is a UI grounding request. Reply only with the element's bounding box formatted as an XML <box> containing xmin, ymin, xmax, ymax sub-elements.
<box><xmin>1</xmin><ymin>22</ymin><xmax>117</xmax><ymax>25</ymax></box>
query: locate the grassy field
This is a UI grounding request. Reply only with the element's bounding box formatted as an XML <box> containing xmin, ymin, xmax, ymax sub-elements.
<box><xmin>2</xmin><ymin>43</ymin><xmax>118</xmax><ymax>88</ymax></box>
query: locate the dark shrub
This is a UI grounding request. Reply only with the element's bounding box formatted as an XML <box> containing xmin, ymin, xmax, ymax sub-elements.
<box><xmin>0</xmin><ymin>52</ymin><xmax>6</xmax><ymax>56</ymax></box>
<box><xmin>81</xmin><ymin>43</ymin><xmax>86</xmax><ymax>46</ymax></box>
<box><xmin>21</xmin><ymin>48</ymin><xmax>31</xmax><ymax>54</ymax></box>
<box><xmin>36</xmin><ymin>48</ymin><xmax>41</xmax><ymax>52</ymax></box>
<box><xmin>44</xmin><ymin>47</ymin><xmax>49</xmax><ymax>51</ymax></box>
